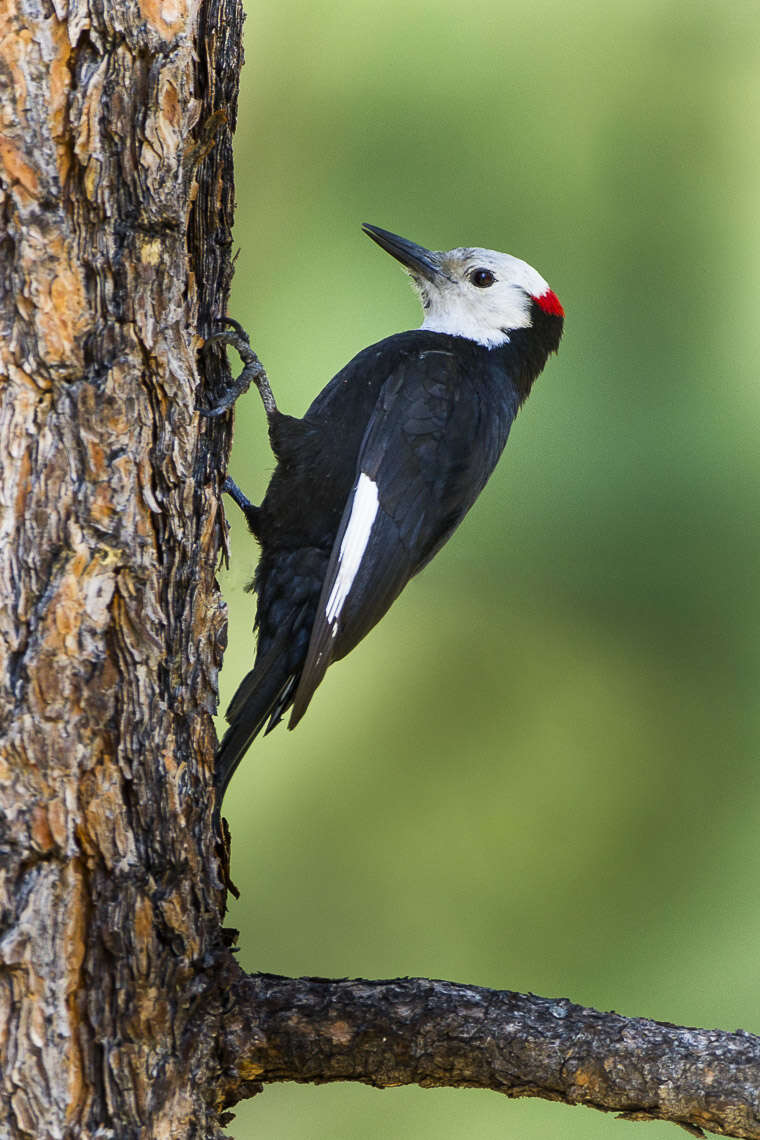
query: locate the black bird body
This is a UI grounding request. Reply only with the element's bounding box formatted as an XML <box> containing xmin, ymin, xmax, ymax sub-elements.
<box><xmin>214</xmin><ymin>226</ymin><xmax>563</xmax><ymax>808</ymax></box>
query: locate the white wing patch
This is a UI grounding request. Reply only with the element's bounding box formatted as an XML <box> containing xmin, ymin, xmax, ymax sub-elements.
<box><xmin>325</xmin><ymin>472</ymin><xmax>379</xmax><ymax>630</ymax></box>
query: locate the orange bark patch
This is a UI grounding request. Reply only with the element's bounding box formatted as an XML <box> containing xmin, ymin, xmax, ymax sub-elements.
<box><xmin>159</xmin><ymin>889</ymin><xmax>201</xmax><ymax>959</ymax></box>
<box><xmin>35</xmin><ymin>239</ymin><xmax>89</xmax><ymax>366</ymax></box>
<box><xmin>0</xmin><ymin>2</ymin><xmax>29</xmax><ymax>115</ymax></box>
<box><xmin>235</xmin><ymin>1059</ymin><xmax>265</xmax><ymax>1080</ymax></box>
<box><xmin>134</xmin><ymin>894</ymin><xmax>156</xmax><ymax>977</ymax></box>
<box><xmin>328</xmin><ymin>1019</ymin><xmax>354</xmax><ymax>1046</ymax></box>
<box><xmin>30</xmin><ymin>803</ymin><xmax>55</xmax><ymax>852</ymax></box>
<box><xmin>47</xmin><ymin>15</ymin><xmax>73</xmax><ymax>183</ymax></box>
<box><xmin>83</xmin><ymin>763</ymin><xmax>137</xmax><ymax>870</ymax></box>
<box><xmin>63</xmin><ymin>862</ymin><xmax>87</xmax><ymax>1122</ymax></box>
<box><xmin>134</xmin><ymin>894</ymin><xmax>154</xmax><ymax>944</ymax></box>
<box><xmin>161</xmin><ymin>78</ymin><xmax>180</xmax><ymax>130</ymax></box>
<box><xmin>0</xmin><ymin>135</ymin><xmax>39</xmax><ymax>200</ymax></box>
<box><xmin>570</xmin><ymin>1064</ymin><xmax>607</xmax><ymax>1098</ymax></box>
<box><xmin>138</xmin><ymin>0</ymin><xmax>189</xmax><ymax>41</ymax></box>
<box><xmin>47</xmin><ymin>796</ymin><xmax>68</xmax><ymax>848</ymax></box>
<box><xmin>47</xmin><ymin>16</ymin><xmax>72</xmax><ymax>137</ymax></box>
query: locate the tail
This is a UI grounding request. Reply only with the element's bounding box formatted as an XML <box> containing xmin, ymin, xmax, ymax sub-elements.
<box><xmin>214</xmin><ymin>627</ymin><xmax>301</xmax><ymax>819</ymax></box>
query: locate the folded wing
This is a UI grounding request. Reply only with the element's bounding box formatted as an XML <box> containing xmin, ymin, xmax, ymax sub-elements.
<box><xmin>290</xmin><ymin>349</ymin><xmax>514</xmax><ymax>726</ymax></box>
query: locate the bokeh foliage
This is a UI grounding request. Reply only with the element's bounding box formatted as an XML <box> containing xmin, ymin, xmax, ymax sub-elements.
<box><xmin>217</xmin><ymin>0</ymin><xmax>760</xmax><ymax>1135</ymax></box>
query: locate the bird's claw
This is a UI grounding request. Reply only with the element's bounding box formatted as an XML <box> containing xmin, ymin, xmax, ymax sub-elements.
<box><xmin>198</xmin><ymin>318</ymin><xmax>276</xmax><ymax>418</ymax></box>
<box><xmin>222</xmin><ymin>476</ymin><xmax>255</xmax><ymax>515</ymax></box>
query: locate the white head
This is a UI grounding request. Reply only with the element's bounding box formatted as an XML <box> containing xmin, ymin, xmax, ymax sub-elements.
<box><xmin>363</xmin><ymin>224</ymin><xmax>563</xmax><ymax>349</ymax></box>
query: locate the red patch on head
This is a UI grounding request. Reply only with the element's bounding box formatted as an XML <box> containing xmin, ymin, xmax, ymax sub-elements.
<box><xmin>535</xmin><ymin>289</ymin><xmax>564</xmax><ymax>318</ymax></box>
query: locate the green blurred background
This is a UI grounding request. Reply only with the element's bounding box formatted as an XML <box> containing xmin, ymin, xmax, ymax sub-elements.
<box><xmin>217</xmin><ymin>0</ymin><xmax>760</xmax><ymax>1135</ymax></box>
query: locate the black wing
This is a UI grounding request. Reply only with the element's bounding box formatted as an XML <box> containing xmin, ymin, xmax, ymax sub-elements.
<box><xmin>289</xmin><ymin>348</ymin><xmax>515</xmax><ymax>726</ymax></box>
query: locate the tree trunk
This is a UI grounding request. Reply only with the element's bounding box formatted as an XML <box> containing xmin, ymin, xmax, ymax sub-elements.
<box><xmin>0</xmin><ymin>0</ymin><xmax>241</xmax><ymax>1134</ymax></box>
<box><xmin>2</xmin><ymin>4</ymin><xmax>760</xmax><ymax>1140</ymax></box>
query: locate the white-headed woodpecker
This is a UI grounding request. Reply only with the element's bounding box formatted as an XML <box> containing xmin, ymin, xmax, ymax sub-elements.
<box><xmin>208</xmin><ymin>224</ymin><xmax>564</xmax><ymax>811</ymax></box>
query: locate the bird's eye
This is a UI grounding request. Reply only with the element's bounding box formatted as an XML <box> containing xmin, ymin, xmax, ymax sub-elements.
<box><xmin>470</xmin><ymin>268</ymin><xmax>496</xmax><ymax>288</ymax></box>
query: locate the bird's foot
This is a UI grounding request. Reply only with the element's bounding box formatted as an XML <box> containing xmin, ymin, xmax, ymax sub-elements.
<box><xmin>198</xmin><ymin>317</ymin><xmax>277</xmax><ymax>418</ymax></box>
<box><xmin>221</xmin><ymin>476</ymin><xmax>259</xmax><ymax>527</ymax></box>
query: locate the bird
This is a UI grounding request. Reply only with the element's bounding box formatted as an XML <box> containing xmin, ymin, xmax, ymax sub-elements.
<box><xmin>206</xmin><ymin>224</ymin><xmax>564</xmax><ymax>813</ymax></box>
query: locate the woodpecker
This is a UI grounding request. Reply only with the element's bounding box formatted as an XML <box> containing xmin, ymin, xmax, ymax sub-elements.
<box><xmin>208</xmin><ymin>224</ymin><xmax>563</xmax><ymax>811</ymax></box>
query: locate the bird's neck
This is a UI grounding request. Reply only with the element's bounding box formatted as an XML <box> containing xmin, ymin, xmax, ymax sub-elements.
<box><xmin>489</xmin><ymin>308</ymin><xmax>563</xmax><ymax>405</ymax></box>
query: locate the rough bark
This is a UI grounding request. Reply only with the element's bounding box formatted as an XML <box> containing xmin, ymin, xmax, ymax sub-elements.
<box><xmin>1</xmin><ymin>3</ymin><xmax>758</xmax><ymax>1140</ymax></box>
<box><xmin>0</xmin><ymin>0</ymin><xmax>241</xmax><ymax>1134</ymax></box>
<box><xmin>217</xmin><ymin>974</ymin><xmax>760</xmax><ymax>1139</ymax></box>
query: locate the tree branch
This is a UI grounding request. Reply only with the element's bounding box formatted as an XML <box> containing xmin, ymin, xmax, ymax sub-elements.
<box><xmin>217</xmin><ymin>973</ymin><xmax>760</xmax><ymax>1138</ymax></box>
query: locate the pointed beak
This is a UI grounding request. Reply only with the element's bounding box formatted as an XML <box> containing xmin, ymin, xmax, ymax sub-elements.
<box><xmin>362</xmin><ymin>224</ymin><xmax>445</xmax><ymax>283</ymax></box>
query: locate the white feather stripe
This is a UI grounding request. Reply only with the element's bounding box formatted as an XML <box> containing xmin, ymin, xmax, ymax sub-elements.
<box><xmin>325</xmin><ymin>473</ymin><xmax>379</xmax><ymax>626</ymax></box>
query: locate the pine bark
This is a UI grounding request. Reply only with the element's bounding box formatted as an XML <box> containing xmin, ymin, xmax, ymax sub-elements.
<box><xmin>220</xmin><ymin>975</ymin><xmax>760</xmax><ymax>1139</ymax></box>
<box><xmin>0</xmin><ymin>0</ymin><xmax>241</xmax><ymax>1134</ymax></box>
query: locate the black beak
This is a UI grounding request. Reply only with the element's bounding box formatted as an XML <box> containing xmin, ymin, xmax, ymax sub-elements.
<box><xmin>362</xmin><ymin>224</ymin><xmax>444</xmax><ymax>282</ymax></box>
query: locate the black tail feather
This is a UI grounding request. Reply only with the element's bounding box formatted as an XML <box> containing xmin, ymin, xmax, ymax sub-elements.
<box><xmin>214</xmin><ymin>660</ymin><xmax>295</xmax><ymax>818</ymax></box>
<box><xmin>214</xmin><ymin>611</ymin><xmax>307</xmax><ymax>821</ymax></box>
<box><xmin>214</xmin><ymin>600</ymin><xmax>314</xmax><ymax>826</ymax></box>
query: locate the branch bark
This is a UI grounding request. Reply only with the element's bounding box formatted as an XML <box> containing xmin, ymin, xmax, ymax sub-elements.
<box><xmin>218</xmin><ymin>974</ymin><xmax>760</xmax><ymax>1139</ymax></box>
